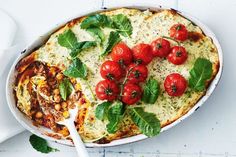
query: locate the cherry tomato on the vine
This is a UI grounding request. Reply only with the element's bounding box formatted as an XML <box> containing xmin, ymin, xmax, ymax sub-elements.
<box><xmin>95</xmin><ymin>80</ymin><xmax>119</xmax><ymax>101</ymax></box>
<box><xmin>167</xmin><ymin>46</ymin><xmax>188</xmax><ymax>65</ymax></box>
<box><xmin>151</xmin><ymin>38</ymin><xmax>171</xmax><ymax>57</ymax></box>
<box><xmin>100</xmin><ymin>60</ymin><xmax>123</xmax><ymax>81</ymax></box>
<box><xmin>122</xmin><ymin>83</ymin><xmax>142</xmax><ymax>105</ymax></box>
<box><xmin>132</xmin><ymin>43</ymin><xmax>153</xmax><ymax>65</ymax></box>
<box><xmin>111</xmin><ymin>42</ymin><xmax>133</xmax><ymax>65</ymax></box>
<box><xmin>164</xmin><ymin>73</ymin><xmax>187</xmax><ymax>97</ymax></box>
<box><xmin>127</xmin><ymin>63</ymin><xmax>148</xmax><ymax>84</ymax></box>
<box><xmin>170</xmin><ymin>24</ymin><xmax>188</xmax><ymax>41</ymax></box>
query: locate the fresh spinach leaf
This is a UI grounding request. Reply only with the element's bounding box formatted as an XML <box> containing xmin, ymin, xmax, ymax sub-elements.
<box><xmin>70</xmin><ymin>41</ymin><xmax>97</xmax><ymax>58</ymax></box>
<box><xmin>59</xmin><ymin>78</ymin><xmax>74</xmax><ymax>101</ymax></box>
<box><xmin>106</xmin><ymin>101</ymin><xmax>124</xmax><ymax>134</ymax></box>
<box><xmin>106</xmin><ymin>116</ymin><xmax>121</xmax><ymax>134</ymax></box>
<box><xmin>101</xmin><ymin>31</ymin><xmax>121</xmax><ymax>56</ymax></box>
<box><xmin>189</xmin><ymin>58</ymin><xmax>213</xmax><ymax>91</ymax></box>
<box><xmin>86</xmin><ymin>27</ymin><xmax>105</xmax><ymax>44</ymax></box>
<box><xmin>29</xmin><ymin>134</ymin><xmax>59</xmax><ymax>154</ymax></box>
<box><xmin>58</xmin><ymin>29</ymin><xmax>96</xmax><ymax>58</ymax></box>
<box><xmin>80</xmin><ymin>14</ymin><xmax>113</xmax><ymax>29</ymax></box>
<box><xmin>108</xmin><ymin>101</ymin><xmax>124</xmax><ymax>117</ymax></box>
<box><xmin>112</xmin><ymin>14</ymin><xmax>133</xmax><ymax>37</ymax></box>
<box><xmin>63</xmin><ymin>58</ymin><xmax>87</xmax><ymax>79</ymax></box>
<box><xmin>58</xmin><ymin>29</ymin><xmax>78</xmax><ymax>50</ymax></box>
<box><xmin>128</xmin><ymin>107</ymin><xmax>161</xmax><ymax>137</ymax></box>
<box><xmin>95</xmin><ymin>101</ymin><xmax>112</xmax><ymax>121</ymax></box>
<box><xmin>142</xmin><ymin>78</ymin><xmax>160</xmax><ymax>104</ymax></box>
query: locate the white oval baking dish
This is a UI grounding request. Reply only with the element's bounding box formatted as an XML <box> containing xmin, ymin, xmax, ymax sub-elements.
<box><xmin>6</xmin><ymin>5</ymin><xmax>223</xmax><ymax>147</ymax></box>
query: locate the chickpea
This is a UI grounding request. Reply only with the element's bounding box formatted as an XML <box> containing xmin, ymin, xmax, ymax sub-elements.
<box><xmin>49</xmin><ymin>68</ymin><xmax>56</xmax><ymax>76</ymax></box>
<box><xmin>56</xmin><ymin>73</ymin><xmax>64</xmax><ymax>80</ymax></box>
<box><xmin>63</xmin><ymin>111</ymin><xmax>70</xmax><ymax>119</ymax></box>
<box><xmin>67</xmin><ymin>100</ymin><xmax>73</xmax><ymax>108</ymax></box>
<box><xmin>54</xmin><ymin>104</ymin><xmax>61</xmax><ymax>111</ymax></box>
<box><xmin>61</xmin><ymin>102</ymin><xmax>67</xmax><ymax>109</ymax></box>
<box><xmin>58</xmin><ymin>127</ymin><xmax>69</xmax><ymax>136</ymax></box>
<box><xmin>74</xmin><ymin>83</ymin><xmax>81</xmax><ymax>91</ymax></box>
<box><xmin>35</xmin><ymin>111</ymin><xmax>43</xmax><ymax>119</ymax></box>
<box><xmin>63</xmin><ymin>129</ymin><xmax>69</xmax><ymax>136</ymax></box>
<box><xmin>54</xmin><ymin>94</ymin><xmax>61</xmax><ymax>103</ymax></box>
<box><xmin>53</xmin><ymin>89</ymin><xmax>60</xmax><ymax>95</ymax></box>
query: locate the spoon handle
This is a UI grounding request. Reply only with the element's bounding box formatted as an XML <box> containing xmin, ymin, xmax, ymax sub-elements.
<box><xmin>66</xmin><ymin>120</ymin><xmax>90</xmax><ymax>157</ymax></box>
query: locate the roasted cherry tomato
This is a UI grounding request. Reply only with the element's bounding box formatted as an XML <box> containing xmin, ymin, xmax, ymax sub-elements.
<box><xmin>151</xmin><ymin>38</ymin><xmax>171</xmax><ymax>57</ymax></box>
<box><xmin>132</xmin><ymin>43</ymin><xmax>153</xmax><ymax>65</ymax></box>
<box><xmin>167</xmin><ymin>46</ymin><xmax>188</xmax><ymax>65</ymax></box>
<box><xmin>100</xmin><ymin>60</ymin><xmax>123</xmax><ymax>80</ymax></box>
<box><xmin>122</xmin><ymin>83</ymin><xmax>142</xmax><ymax>105</ymax></box>
<box><xmin>164</xmin><ymin>73</ymin><xmax>187</xmax><ymax>97</ymax></box>
<box><xmin>111</xmin><ymin>42</ymin><xmax>133</xmax><ymax>65</ymax></box>
<box><xmin>127</xmin><ymin>63</ymin><xmax>148</xmax><ymax>84</ymax></box>
<box><xmin>169</xmin><ymin>24</ymin><xmax>188</xmax><ymax>41</ymax></box>
<box><xmin>95</xmin><ymin>80</ymin><xmax>119</xmax><ymax>101</ymax></box>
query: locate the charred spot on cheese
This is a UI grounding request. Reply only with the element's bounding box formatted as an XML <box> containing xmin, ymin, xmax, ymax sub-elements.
<box><xmin>14</xmin><ymin>8</ymin><xmax>219</xmax><ymax>143</ymax></box>
<box><xmin>188</xmin><ymin>31</ymin><xmax>204</xmax><ymax>42</ymax></box>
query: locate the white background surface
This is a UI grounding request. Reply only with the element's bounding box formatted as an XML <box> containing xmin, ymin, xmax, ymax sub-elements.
<box><xmin>0</xmin><ymin>0</ymin><xmax>236</xmax><ymax>156</ymax></box>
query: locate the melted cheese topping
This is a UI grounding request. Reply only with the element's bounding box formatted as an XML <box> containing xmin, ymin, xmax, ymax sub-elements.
<box><xmin>15</xmin><ymin>8</ymin><xmax>219</xmax><ymax>142</ymax></box>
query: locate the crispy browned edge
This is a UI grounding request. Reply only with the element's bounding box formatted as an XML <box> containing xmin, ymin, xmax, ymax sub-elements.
<box><xmin>15</xmin><ymin>7</ymin><xmax>220</xmax><ymax>143</ymax></box>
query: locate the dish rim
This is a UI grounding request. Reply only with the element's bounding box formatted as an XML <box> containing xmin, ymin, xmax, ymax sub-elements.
<box><xmin>6</xmin><ymin>5</ymin><xmax>223</xmax><ymax>148</ymax></box>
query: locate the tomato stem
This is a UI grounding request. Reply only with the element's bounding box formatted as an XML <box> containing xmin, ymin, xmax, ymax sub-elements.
<box><xmin>119</xmin><ymin>64</ymin><xmax>138</xmax><ymax>98</ymax></box>
<box><xmin>176</xmin><ymin>25</ymin><xmax>182</xmax><ymax>31</ymax></box>
<box><xmin>162</xmin><ymin>36</ymin><xmax>181</xmax><ymax>46</ymax></box>
<box><xmin>156</xmin><ymin>43</ymin><xmax>162</xmax><ymax>49</ymax></box>
<box><xmin>127</xmin><ymin>104</ymin><xmax>147</xmax><ymax>108</ymax></box>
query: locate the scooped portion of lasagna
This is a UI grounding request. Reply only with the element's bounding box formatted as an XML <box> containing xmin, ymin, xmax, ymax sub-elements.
<box><xmin>14</xmin><ymin>8</ymin><xmax>219</xmax><ymax>143</ymax></box>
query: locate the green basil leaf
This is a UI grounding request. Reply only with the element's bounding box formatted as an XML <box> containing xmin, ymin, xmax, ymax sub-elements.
<box><xmin>95</xmin><ymin>101</ymin><xmax>112</xmax><ymax>120</ymax></box>
<box><xmin>58</xmin><ymin>29</ymin><xmax>96</xmax><ymax>58</ymax></box>
<box><xmin>108</xmin><ymin>101</ymin><xmax>124</xmax><ymax>117</ymax></box>
<box><xmin>59</xmin><ymin>78</ymin><xmax>74</xmax><ymax>101</ymax></box>
<box><xmin>189</xmin><ymin>58</ymin><xmax>213</xmax><ymax>91</ymax></box>
<box><xmin>86</xmin><ymin>27</ymin><xmax>105</xmax><ymax>44</ymax></box>
<box><xmin>128</xmin><ymin>107</ymin><xmax>161</xmax><ymax>137</ymax></box>
<box><xmin>142</xmin><ymin>78</ymin><xmax>160</xmax><ymax>104</ymax></box>
<box><xmin>58</xmin><ymin>29</ymin><xmax>78</xmax><ymax>50</ymax></box>
<box><xmin>112</xmin><ymin>14</ymin><xmax>133</xmax><ymax>37</ymax></box>
<box><xmin>29</xmin><ymin>134</ymin><xmax>59</xmax><ymax>153</ymax></box>
<box><xmin>80</xmin><ymin>14</ymin><xmax>113</xmax><ymax>29</ymax></box>
<box><xmin>63</xmin><ymin>58</ymin><xmax>87</xmax><ymax>79</ymax></box>
<box><xmin>106</xmin><ymin>116</ymin><xmax>121</xmax><ymax>134</ymax></box>
<box><xmin>101</xmin><ymin>31</ymin><xmax>121</xmax><ymax>56</ymax></box>
<box><xmin>106</xmin><ymin>101</ymin><xmax>124</xmax><ymax>134</ymax></box>
<box><xmin>70</xmin><ymin>41</ymin><xmax>97</xmax><ymax>58</ymax></box>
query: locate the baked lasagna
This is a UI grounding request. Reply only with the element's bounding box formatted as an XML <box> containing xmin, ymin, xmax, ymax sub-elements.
<box><xmin>14</xmin><ymin>8</ymin><xmax>219</xmax><ymax>143</ymax></box>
